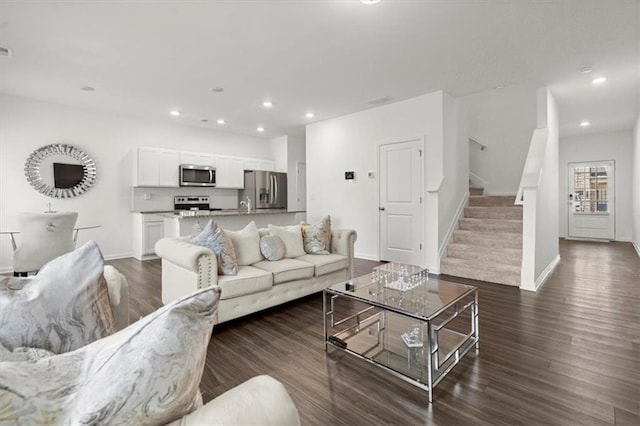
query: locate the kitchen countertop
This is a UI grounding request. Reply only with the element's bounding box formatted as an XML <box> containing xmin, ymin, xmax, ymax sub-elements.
<box><xmin>133</xmin><ymin>209</ymin><xmax>305</xmax><ymax>218</ymax></box>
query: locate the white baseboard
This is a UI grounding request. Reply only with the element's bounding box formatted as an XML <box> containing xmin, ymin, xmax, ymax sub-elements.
<box><xmin>633</xmin><ymin>241</ymin><xmax>640</xmax><ymax>257</ymax></box>
<box><xmin>0</xmin><ymin>266</ymin><xmax>12</xmax><ymax>274</ymax></box>
<box><xmin>532</xmin><ymin>254</ymin><xmax>560</xmax><ymax>292</ymax></box>
<box><xmin>484</xmin><ymin>192</ymin><xmax>518</xmax><ymax>196</ymax></box>
<box><xmin>355</xmin><ymin>252</ymin><xmax>379</xmax><ymax>261</ymax></box>
<box><xmin>104</xmin><ymin>252</ymin><xmax>133</xmax><ymax>261</ymax></box>
<box><xmin>439</xmin><ymin>192</ymin><xmax>469</xmax><ymax>259</ymax></box>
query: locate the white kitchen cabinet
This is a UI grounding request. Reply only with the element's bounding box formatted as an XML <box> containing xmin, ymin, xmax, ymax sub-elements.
<box><xmin>180</xmin><ymin>151</ymin><xmax>216</xmax><ymax>167</ymax></box>
<box><xmin>244</xmin><ymin>158</ymin><xmax>275</xmax><ymax>171</ymax></box>
<box><xmin>216</xmin><ymin>155</ymin><xmax>245</xmax><ymax>188</ymax></box>
<box><xmin>134</xmin><ymin>147</ymin><xmax>180</xmax><ymax>187</ymax></box>
<box><xmin>132</xmin><ymin>213</ymin><xmax>165</xmax><ymax>259</ymax></box>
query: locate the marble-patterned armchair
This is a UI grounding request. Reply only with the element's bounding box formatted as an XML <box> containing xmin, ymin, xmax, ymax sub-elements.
<box><xmin>0</xmin><ymin>243</ymin><xmax>299</xmax><ymax>425</ymax></box>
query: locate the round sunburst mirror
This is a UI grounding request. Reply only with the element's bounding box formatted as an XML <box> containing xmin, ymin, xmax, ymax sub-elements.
<box><xmin>24</xmin><ymin>144</ymin><xmax>97</xmax><ymax>198</ymax></box>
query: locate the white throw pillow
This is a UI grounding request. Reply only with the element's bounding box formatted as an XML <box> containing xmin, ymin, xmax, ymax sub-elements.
<box><xmin>268</xmin><ymin>224</ymin><xmax>306</xmax><ymax>258</ymax></box>
<box><xmin>226</xmin><ymin>221</ymin><xmax>263</xmax><ymax>266</ymax></box>
<box><xmin>0</xmin><ymin>241</ymin><xmax>116</xmax><ymax>354</ymax></box>
<box><xmin>0</xmin><ymin>286</ymin><xmax>220</xmax><ymax>425</ymax></box>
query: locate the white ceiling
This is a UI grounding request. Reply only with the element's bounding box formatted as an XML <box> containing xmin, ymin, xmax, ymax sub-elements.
<box><xmin>1</xmin><ymin>0</ymin><xmax>638</xmax><ymax>139</ymax></box>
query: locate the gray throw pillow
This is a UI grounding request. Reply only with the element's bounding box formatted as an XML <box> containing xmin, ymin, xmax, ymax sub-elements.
<box><xmin>193</xmin><ymin>219</ymin><xmax>238</xmax><ymax>275</ymax></box>
<box><xmin>260</xmin><ymin>235</ymin><xmax>286</xmax><ymax>261</ymax></box>
<box><xmin>0</xmin><ymin>241</ymin><xmax>116</xmax><ymax>354</ymax></box>
<box><xmin>0</xmin><ymin>286</ymin><xmax>220</xmax><ymax>425</ymax></box>
<box><xmin>301</xmin><ymin>215</ymin><xmax>332</xmax><ymax>255</ymax></box>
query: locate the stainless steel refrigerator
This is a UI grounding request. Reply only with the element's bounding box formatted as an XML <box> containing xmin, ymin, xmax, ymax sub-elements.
<box><xmin>241</xmin><ymin>170</ymin><xmax>287</xmax><ymax>209</ymax></box>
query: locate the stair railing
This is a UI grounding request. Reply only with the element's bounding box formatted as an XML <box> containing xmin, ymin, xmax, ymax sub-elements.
<box><xmin>469</xmin><ymin>137</ymin><xmax>487</xmax><ymax>151</ymax></box>
<box><xmin>515</xmin><ymin>128</ymin><xmax>549</xmax><ymax>205</ymax></box>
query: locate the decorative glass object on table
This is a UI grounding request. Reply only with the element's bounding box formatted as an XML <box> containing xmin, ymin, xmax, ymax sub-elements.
<box><xmin>372</xmin><ymin>262</ymin><xmax>429</xmax><ymax>292</ymax></box>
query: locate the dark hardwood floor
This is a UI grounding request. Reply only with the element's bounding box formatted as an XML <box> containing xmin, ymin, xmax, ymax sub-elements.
<box><xmin>107</xmin><ymin>239</ymin><xmax>640</xmax><ymax>425</ymax></box>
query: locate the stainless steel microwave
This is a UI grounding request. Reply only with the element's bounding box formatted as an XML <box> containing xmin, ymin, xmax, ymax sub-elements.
<box><xmin>179</xmin><ymin>164</ymin><xmax>216</xmax><ymax>187</ymax></box>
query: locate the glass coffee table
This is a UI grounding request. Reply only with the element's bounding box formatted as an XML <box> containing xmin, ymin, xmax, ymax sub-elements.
<box><xmin>323</xmin><ymin>267</ymin><xmax>479</xmax><ymax>403</ymax></box>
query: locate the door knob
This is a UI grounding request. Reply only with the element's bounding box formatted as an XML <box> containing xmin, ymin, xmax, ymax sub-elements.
<box><xmin>379</xmin><ymin>207</ymin><xmax>385</xmax><ymax>211</ymax></box>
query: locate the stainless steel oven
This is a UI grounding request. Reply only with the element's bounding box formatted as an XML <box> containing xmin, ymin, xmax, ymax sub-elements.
<box><xmin>179</xmin><ymin>164</ymin><xmax>216</xmax><ymax>187</ymax></box>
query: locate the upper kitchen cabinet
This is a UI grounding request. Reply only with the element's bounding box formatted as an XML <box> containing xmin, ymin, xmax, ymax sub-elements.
<box><xmin>134</xmin><ymin>147</ymin><xmax>180</xmax><ymax>187</ymax></box>
<box><xmin>216</xmin><ymin>155</ymin><xmax>244</xmax><ymax>188</ymax></box>
<box><xmin>180</xmin><ymin>151</ymin><xmax>216</xmax><ymax>167</ymax></box>
<box><xmin>244</xmin><ymin>158</ymin><xmax>275</xmax><ymax>171</ymax></box>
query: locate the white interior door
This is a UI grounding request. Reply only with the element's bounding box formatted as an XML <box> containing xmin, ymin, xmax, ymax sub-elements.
<box><xmin>296</xmin><ymin>162</ymin><xmax>307</xmax><ymax>211</ymax></box>
<box><xmin>568</xmin><ymin>160</ymin><xmax>615</xmax><ymax>240</ymax></box>
<box><xmin>379</xmin><ymin>139</ymin><xmax>423</xmax><ymax>265</ymax></box>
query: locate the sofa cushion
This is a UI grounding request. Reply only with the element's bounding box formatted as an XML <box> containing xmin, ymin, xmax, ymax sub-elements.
<box><xmin>192</xmin><ymin>220</ymin><xmax>238</xmax><ymax>276</ymax></box>
<box><xmin>301</xmin><ymin>215</ymin><xmax>331</xmax><ymax>255</ymax></box>
<box><xmin>295</xmin><ymin>254</ymin><xmax>348</xmax><ymax>277</ymax></box>
<box><xmin>217</xmin><ymin>266</ymin><xmax>273</xmax><ymax>300</ymax></box>
<box><xmin>226</xmin><ymin>221</ymin><xmax>264</xmax><ymax>266</ymax></box>
<box><xmin>0</xmin><ymin>287</ymin><xmax>220</xmax><ymax>425</ymax></box>
<box><xmin>253</xmin><ymin>259</ymin><xmax>315</xmax><ymax>284</ymax></box>
<box><xmin>267</xmin><ymin>224</ymin><xmax>305</xmax><ymax>258</ymax></box>
<box><xmin>0</xmin><ymin>241</ymin><xmax>116</xmax><ymax>354</ymax></box>
<box><xmin>260</xmin><ymin>235</ymin><xmax>286</xmax><ymax>261</ymax></box>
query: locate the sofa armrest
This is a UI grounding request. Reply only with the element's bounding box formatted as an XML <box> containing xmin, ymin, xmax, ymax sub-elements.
<box><xmin>166</xmin><ymin>375</ymin><xmax>300</xmax><ymax>426</ymax></box>
<box><xmin>103</xmin><ymin>265</ymin><xmax>130</xmax><ymax>330</ymax></box>
<box><xmin>331</xmin><ymin>229</ymin><xmax>357</xmax><ymax>278</ymax></box>
<box><xmin>155</xmin><ymin>238</ymin><xmax>219</xmax><ymax>305</ymax></box>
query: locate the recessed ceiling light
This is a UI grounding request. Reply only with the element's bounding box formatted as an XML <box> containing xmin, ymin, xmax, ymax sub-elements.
<box><xmin>592</xmin><ymin>77</ymin><xmax>607</xmax><ymax>84</ymax></box>
<box><xmin>257</xmin><ymin>126</ymin><xmax>265</xmax><ymax>132</ymax></box>
<box><xmin>80</xmin><ymin>86</ymin><xmax>95</xmax><ymax>91</ymax></box>
<box><xmin>217</xmin><ymin>119</ymin><xmax>225</xmax><ymax>125</ymax></box>
<box><xmin>170</xmin><ymin>110</ymin><xmax>180</xmax><ymax>116</ymax></box>
<box><xmin>361</xmin><ymin>0</ymin><xmax>381</xmax><ymax>4</ymax></box>
<box><xmin>580</xmin><ymin>121</ymin><xmax>590</xmax><ymax>127</ymax></box>
<box><xmin>262</xmin><ymin>101</ymin><xmax>273</xmax><ymax>108</ymax></box>
<box><xmin>211</xmin><ymin>87</ymin><xmax>224</xmax><ymax>93</ymax></box>
<box><xmin>495</xmin><ymin>85</ymin><xmax>506</xmax><ymax>90</ymax></box>
<box><xmin>580</xmin><ymin>66</ymin><xmax>593</xmax><ymax>74</ymax></box>
<box><xmin>305</xmin><ymin>112</ymin><xmax>315</xmax><ymax>118</ymax></box>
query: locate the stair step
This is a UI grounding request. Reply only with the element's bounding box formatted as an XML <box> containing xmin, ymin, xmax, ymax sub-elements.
<box><xmin>452</xmin><ymin>230</ymin><xmax>522</xmax><ymax>249</ymax></box>
<box><xmin>469</xmin><ymin>187</ymin><xmax>484</xmax><ymax>196</ymax></box>
<box><xmin>464</xmin><ymin>206</ymin><xmax>523</xmax><ymax>220</ymax></box>
<box><xmin>459</xmin><ymin>218</ymin><xmax>522</xmax><ymax>233</ymax></box>
<box><xmin>468</xmin><ymin>195</ymin><xmax>517</xmax><ymax>207</ymax></box>
<box><xmin>441</xmin><ymin>257</ymin><xmax>520</xmax><ymax>286</ymax></box>
<box><xmin>447</xmin><ymin>243</ymin><xmax>522</xmax><ymax>266</ymax></box>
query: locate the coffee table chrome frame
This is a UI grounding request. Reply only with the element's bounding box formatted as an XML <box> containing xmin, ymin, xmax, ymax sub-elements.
<box><xmin>323</xmin><ymin>284</ymin><xmax>479</xmax><ymax>403</ymax></box>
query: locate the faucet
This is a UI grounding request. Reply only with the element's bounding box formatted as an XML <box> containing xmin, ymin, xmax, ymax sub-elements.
<box><xmin>239</xmin><ymin>196</ymin><xmax>251</xmax><ymax>213</ymax></box>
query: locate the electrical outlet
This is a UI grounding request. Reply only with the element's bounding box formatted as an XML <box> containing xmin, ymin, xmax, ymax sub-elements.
<box><xmin>144</xmin><ymin>193</ymin><xmax>152</xmax><ymax>200</ymax></box>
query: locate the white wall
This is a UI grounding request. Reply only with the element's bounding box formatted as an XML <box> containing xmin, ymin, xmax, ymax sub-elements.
<box><xmin>534</xmin><ymin>88</ymin><xmax>560</xmax><ymax>281</ymax></box>
<box><xmin>633</xmin><ymin>114</ymin><xmax>640</xmax><ymax>254</ymax></box>
<box><xmin>559</xmin><ymin>130</ymin><xmax>635</xmax><ymax>241</ymax></box>
<box><xmin>0</xmin><ymin>94</ymin><xmax>273</xmax><ymax>271</ymax></box>
<box><xmin>306</xmin><ymin>91</ymin><xmax>448</xmax><ymax>269</ymax></box>
<box><xmin>438</xmin><ymin>94</ymin><xmax>469</xmax><ymax>252</ymax></box>
<box><xmin>462</xmin><ymin>86</ymin><xmax>537</xmax><ymax>194</ymax></box>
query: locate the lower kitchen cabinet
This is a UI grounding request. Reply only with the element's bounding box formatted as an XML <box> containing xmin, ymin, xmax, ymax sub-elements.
<box><xmin>132</xmin><ymin>213</ymin><xmax>165</xmax><ymax>259</ymax></box>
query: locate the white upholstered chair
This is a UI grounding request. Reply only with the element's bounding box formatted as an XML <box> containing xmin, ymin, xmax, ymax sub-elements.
<box><xmin>10</xmin><ymin>212</ymin><xmax>78</xmax><ymax>276</ymax></box>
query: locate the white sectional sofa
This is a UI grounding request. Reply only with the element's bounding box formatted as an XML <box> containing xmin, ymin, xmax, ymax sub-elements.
<box><xmin>155</xmin><ymin>227</ymin><xmax>357</xmax><ymax>324</ymax></box>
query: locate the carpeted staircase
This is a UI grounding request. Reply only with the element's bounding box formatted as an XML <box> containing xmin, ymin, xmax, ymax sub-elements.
<box><xmin>441</xmin><ymin>188</ymin><xmax>523</xmax><ymax>286</ymax></box>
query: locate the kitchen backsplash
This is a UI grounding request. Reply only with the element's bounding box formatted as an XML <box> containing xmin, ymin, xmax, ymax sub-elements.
<box><xmin>131</xmin><ymin>187</ymin><xmax>239</xmax><ymax>212</ymax></box>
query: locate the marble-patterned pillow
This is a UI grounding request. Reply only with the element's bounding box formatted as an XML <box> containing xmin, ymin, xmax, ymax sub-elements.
<box><xmin>226</xmin><ymin>221</ymin><xmax>264</xmax><ymax>266</ymax></box>
<box><xmin>267</xmin><ymin>224</ymin><xmax>306</xmax><ymax>258</ymax></box>
<box><xmin>0</xmin><ymin>286</ymin><xmax>220</xmax><ymax>425</ymax></box>
<box><xmin>193</xmin><ymin>219</ymin><xmax>238</xmax><ymax>275</ymax></box>
<box><xmin>0</xmin><ymin>241</ymin><xmax>116</xmax><ymax>354</ymax></box>
<box><xmin>301</xmin><ymin>215</ymin><xmax>332</xmax><ymax>255</ymax></box>
<box><xmin>260</xmin><ymin>235</ymin><xmax>286</xmax><ymax>261</ymax></box>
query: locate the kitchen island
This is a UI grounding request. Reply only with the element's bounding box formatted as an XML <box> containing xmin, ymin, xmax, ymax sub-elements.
<box><xmin>161</xmin><ymin>209</ymin><xmax>307</xmax><ymax>238</ymax></box>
